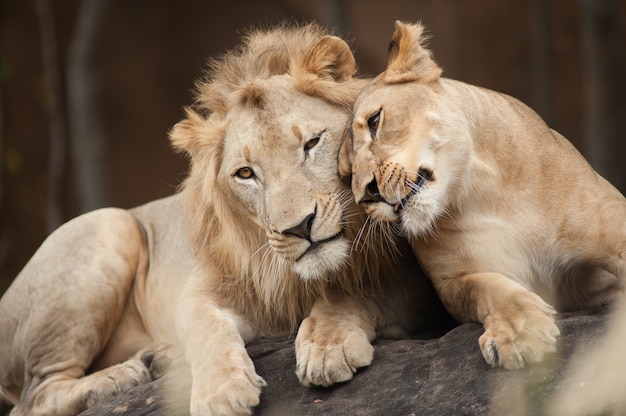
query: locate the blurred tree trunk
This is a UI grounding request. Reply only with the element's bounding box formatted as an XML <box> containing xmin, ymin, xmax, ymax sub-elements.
<box><xmin>35</xmin><ymin>0</ymin><xmax>67</xmax><ymax>233</ymax></box>
<box><xmin>322</xmin><ymin>0</ymin><xmax>349</xmax><ymax>34</ymax></box>
<box><xmin>67</xmin><ymin>0</ymin><xmax>109</xmax><ymax>212</ymax></box>
<box><xmin>530</xmin><ymin>0</ymin><xmax>553</xmax><ymax>126</ymax></box>
<box><xmin>579</xmin><ymin>0</ymin><xmax>626</xmax><ymax>193</ymax></box>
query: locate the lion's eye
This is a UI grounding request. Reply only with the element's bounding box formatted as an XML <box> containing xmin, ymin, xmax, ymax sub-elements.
<box><xmin>367</xmin><ymin>110</ymin><xmax>381</xmax><ymax>138</ymax></box>
<box><xmin>304</xmin><ymin>135</ymin><xmax>320</xmax><ymax>152</ymax></box>
<box><xmin>235</xmin><ymin>167</ymin><xmax>255</xmax><ymax>179</ymax></box>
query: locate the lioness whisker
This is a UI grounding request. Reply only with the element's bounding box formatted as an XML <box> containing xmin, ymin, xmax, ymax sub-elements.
<box><xmin>351</xmin><ymin>215</ymin><xmax>371</xmax><ymax>255</ymax></box>
<box><xmin>377</xmin><ymin>222</ymin><xmax>401</xmax><ymax>262</ymax></box>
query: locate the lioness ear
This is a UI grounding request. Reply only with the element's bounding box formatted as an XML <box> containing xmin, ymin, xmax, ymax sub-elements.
<box><xmin>385</xmin><ymin>20</ymin><xmax>442</xmax><ymax>83</ymax></box>
<box><xmin>301</xmin><ymin>35</ymin><xmax>356</xmax><ymax>81</ymax></box>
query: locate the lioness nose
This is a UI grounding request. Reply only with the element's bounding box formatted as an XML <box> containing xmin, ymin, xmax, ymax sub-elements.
<box><xmin>359</xmin><ymin>178</ymin><xmax>385</xmax><ymax>204</ymax></box>
<box><xmin>282</xmin><ymin>212</ymin><xmax>315</xmax><ymax>241</ymax></box>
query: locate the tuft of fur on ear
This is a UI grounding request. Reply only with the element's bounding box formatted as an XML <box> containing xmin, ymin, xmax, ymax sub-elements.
<box><xmin>384</xmin><ymin>20</ymin><xmax>442</xmax><ymax>84</ymax></box>
<box><xmin>301</xmin><ymin>35</ymin><xmax>356</xmax><ymax>82</ymax></box>
<box><xmin>169</xmin><ymin>108</ymin><xmax>204</xmax><ymax>156</ymax></box>
<box><xmin>292</xmin><ymin>35</ymin><xmax>366</xmax><ymax>108</ymax></box>
<box><xmin>169</xmin><ymin>107</ymin><xmax>225</xmax><ymax>159</ymax></box>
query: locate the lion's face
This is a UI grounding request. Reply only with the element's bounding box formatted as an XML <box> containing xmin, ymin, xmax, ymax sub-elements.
<box><xmin>219</xmin><ymin>77</ymin><xmax>353</xmax><ymax>279</ymax></box>
<box><xmin>172</xmin><ymin>29</ymin><xmax>369</xmax><ymax>283</ymax></box>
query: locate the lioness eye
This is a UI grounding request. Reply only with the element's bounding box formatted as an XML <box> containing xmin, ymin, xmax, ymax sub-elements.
<box><xmin>304</xmin><ymin>136</ymin><xmax>320</xmax><ymax>151</ymax></box>
<box><xmin>367</xmin><ymin>110</ymin><xmax>381</xmax><ymax>138</ymax></box>
<box><xmin>235</xmin><ymin>167</ymin><xmax>255</xmax><ymax>179</ymax></box>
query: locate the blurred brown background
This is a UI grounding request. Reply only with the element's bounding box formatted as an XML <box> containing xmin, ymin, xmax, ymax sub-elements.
<box><xmin>1</xmin><ymin>0</ymin><xmax>625</xmax><ymax>294</ymax></box>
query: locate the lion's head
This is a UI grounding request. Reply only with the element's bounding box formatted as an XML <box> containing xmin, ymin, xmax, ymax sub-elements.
<box><xmin>170</xmin><ymin>24</ymin><xmax>378</xmax><ymax>328</ymax></box>
<box><xmin>340</xmin><ymin>21</ymin><xmax>473</xmax><ymax>237</ymax></box>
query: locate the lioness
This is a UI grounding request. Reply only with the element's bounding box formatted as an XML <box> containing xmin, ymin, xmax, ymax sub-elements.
<box><xmin>340</xmin><ymin>20</ymin><xmax>626</xmax><ymax>370</ymax></box>
<box><xmin>0</xmin><ymin>23</ymin><xmax>440</xmax><ymax>415</ymax></box>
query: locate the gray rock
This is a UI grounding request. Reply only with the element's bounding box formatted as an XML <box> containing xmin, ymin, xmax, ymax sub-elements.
<box><xmin>77</xmin><ymin>305</ymin><xmax>610</xmax><ymax>416</ymax></box>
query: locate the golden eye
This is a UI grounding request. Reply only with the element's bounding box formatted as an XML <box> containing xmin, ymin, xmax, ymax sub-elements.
<box><xmin>367</xmin><ymin>110</ymin><xmax>381</xmax><ymax>138</ymax></box>
<box><xmin>235</xmin><ymin>167</ymin><xmax>255</xmax><ymax>179</ymax></box>
<box><xmin>304</xmin><ymin>136</ymin><xmax>320</xmax><ymax>151</ymax></box>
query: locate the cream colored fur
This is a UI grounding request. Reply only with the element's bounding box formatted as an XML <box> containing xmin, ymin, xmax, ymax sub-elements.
<box><xmin>0</xmin><ymin>23</ymin><xmax>434</xmax><ymax>416</ymax></box>
<box><xmin>340</xmin><ymin>20</ymin><xmax>626</xmax><ymax>370</ymax></box>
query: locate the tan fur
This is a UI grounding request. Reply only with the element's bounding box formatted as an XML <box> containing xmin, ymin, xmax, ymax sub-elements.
<box><xmin>0</xmin><ymin>23</ymin><xmax>435</xmax><ymax>416</ymax></box>
<box><xmin>341</xmin><ymin>20</ymin><xmax>626</xmax><ymax>370</ymax></box>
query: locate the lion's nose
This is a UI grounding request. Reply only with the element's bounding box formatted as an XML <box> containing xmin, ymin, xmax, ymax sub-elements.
<box><xmin>359</xmin><ymin>178</ymin><xmax>386</xmax><ymax>204</ymax></box>
<box><xmin>282</xmin><ymin>212</ymin><xmax>315</xmax><ymax>242</ymax></box>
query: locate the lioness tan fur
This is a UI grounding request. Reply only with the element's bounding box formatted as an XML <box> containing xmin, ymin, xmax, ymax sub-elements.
<box><xmin>0</xmin><ymin>23</ymin><xmax>439</xmax><ymax>416</ymax></box>
<box><xmin>340</xmin><ymin>20</ymin><xmax>626</xmax><ymax>370</ymax></box>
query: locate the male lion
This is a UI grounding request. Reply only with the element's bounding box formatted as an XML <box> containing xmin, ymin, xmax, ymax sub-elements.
<box><xmin>340</xmin><ymin>20</ymin><xmax>626</xmax><ymax>370</ymax></box>
<box><xmin>0</xmin><ymin>23</ymin><xmax>440</xmax><ymax>416</ymax></box>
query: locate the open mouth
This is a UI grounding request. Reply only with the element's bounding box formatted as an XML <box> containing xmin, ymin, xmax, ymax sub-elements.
<box><xmin>296</xmin><ymin>230</ymin><xmax>343</xmax><ymax>261</ymax></box>
<box><xmin>393</xmin><ymin>188</ymin><xmax>418</xmax><ymax>213</ymax></box>
<box><xmin>393</xmin><ymin>168</ymin><xmax>432</xmax><ymax>213</ymax></box>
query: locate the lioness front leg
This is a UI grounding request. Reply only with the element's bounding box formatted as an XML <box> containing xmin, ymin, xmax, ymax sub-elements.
<box><xmin>176</xmin><ymin>277</ymin><xmax>265</xmax><ymax>416</ymax></box>
<box><xmin>295</xmin><ymin>291</ymin><xmax>379</xmax><ymax>386</ymax></box>
<box><xmin>435</xmin><ymin>273</ymin><xmax>560</xmax><ymax>369</ymax></box>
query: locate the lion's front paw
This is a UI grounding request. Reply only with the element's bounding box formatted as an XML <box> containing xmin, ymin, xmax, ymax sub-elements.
<box><xmin>191</xmin><ymin>376</ymin><xmax>266</xmax><ymax>416</ymax></box>
<box><xmin>189</xmin><ymin>347</ymin><xmax>266</xmax><ymax>416</ymax></box>
<box><xmin>295</xmin><ymin>316</ymin><xmax>374</xmax><ymax>387</ymax></box>
<box><xmin>479</xmin><ymin>291</ymin><xmax>560</xmax><ymax>370</ymax></box>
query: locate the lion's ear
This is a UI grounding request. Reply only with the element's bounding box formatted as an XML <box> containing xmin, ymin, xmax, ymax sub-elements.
<box><xmin>385</xmin><ymin>20</ymin><xmax>441</xmax><ymax>83</ymax></box>
<box><xmin>169</xmin><ymin>108</ymin><xmax>224</xmax><ymax>158</ymax></box>
<box><xmin>301</xmin><ymin>35</ymin><xmax>356</xmax><ymax>81</ymax></box>
<box><xmin>169</xmin><ymin>108</ymin><xmax>204</xmax><ymax>156</ymax></box>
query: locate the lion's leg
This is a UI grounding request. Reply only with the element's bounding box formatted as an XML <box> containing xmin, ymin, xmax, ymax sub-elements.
<box><xmin>432</xmin><ymin>272</ymin><xmax>560</xmax><ymax>370</ymax></box>
<box><xmin>0</xmin><ymin>208</ymin><xmax>153</xmax><ymax>416</ymax></box>
<box><xmin>295</xmin><ymin>290</ymin><xmax>379</xmax><ymax>387</ymax></box>
<box><xmin>175</xmin><ymin>271</ymin><xmax>265</xmax><ymax>416</ymax></box>
<box><xmin>10</xmin><ymin>356</ymin><xmax>153</xmax><ymax>416</ymax></box>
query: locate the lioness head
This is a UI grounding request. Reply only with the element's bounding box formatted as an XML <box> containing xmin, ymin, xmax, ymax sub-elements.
<box><xmin>340</xmin><ymin>21</ymin><xmax>472</xmax><ymax>237</ymax></box>
<box><xmin>171</xmin><ymin>24</ymin><xmax>368</xmax><ymax>281</ymax></box>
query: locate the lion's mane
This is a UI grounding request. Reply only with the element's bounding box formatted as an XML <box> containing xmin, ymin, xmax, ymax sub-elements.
<box><xmin>169</xmin><ymin>23</ymin><xmax>384</xmax><ymax>335</ymax></box>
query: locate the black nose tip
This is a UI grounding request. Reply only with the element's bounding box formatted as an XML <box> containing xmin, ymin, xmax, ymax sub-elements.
<box><xmin>282</xmin><ymin>212</ymin><xmax>315</xmax><ymax>241</ymax></box>
<box><xmin>359</xmin><ymin>178</ymin><xmax>385</xmax><ymax>204</ymax></box>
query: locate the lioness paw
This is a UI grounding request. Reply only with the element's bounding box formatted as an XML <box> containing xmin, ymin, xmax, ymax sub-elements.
<box><xmin>295</xmin><ymin>318</ymin><xmax>374</xmax><ymax>387</ymax></box>
<box><xmin>479</xmin><ymin>291</ymin><xmax>560</xmax><ymax>370</ymax></box>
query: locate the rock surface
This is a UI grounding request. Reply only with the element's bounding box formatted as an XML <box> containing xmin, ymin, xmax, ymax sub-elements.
<box><xmin>73</xmin><ymin>305</ymin><xmax>611</xmax><ymax>416</ymax></box>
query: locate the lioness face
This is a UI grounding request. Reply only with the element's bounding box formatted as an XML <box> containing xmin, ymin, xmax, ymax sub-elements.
<box><xmin>220</xmin><ymin>76</ymin><xmax>353</xmax><ymax>280</ymax></box>
<box><xmin>346</xmin><ymin>82</ymin><xmax>471</xmax><ymax>237</ymax></box>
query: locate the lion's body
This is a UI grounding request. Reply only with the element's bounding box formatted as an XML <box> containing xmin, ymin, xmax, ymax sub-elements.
<box><xmin>0</xmin><ymin>24</ymin><xmax>442</xmax><ymax>416</ymax></box>
<box><xmin>0</xmin><ymin>195</ymin><xmax>190</xmax><ymax>409</ymax></box>
<box><xmin>342</xmin><ymin>21</ymin><xmax>626</xmax><ymax>370</ymax></box>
